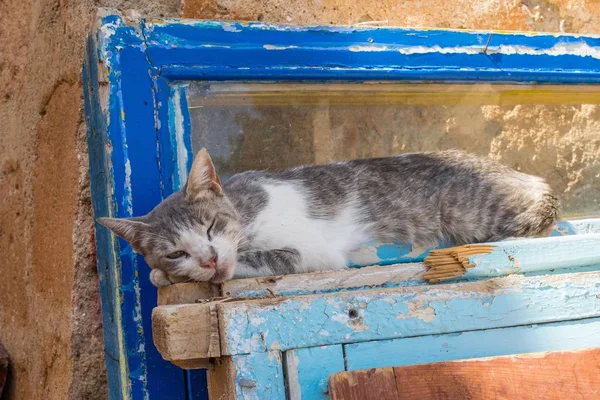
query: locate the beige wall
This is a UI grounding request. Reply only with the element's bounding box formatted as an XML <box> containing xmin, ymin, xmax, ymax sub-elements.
<box><xmin>0</xmin><ymin>1</ymin><xmax>179</xmax><ymax>399</ymax></box>
<box><xmin>0</xmin><ymin>0</ymin><xmax>598</xmax><ymax>399</ymax></box>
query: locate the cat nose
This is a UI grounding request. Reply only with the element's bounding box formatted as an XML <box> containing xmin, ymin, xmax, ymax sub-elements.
<box><xmin>202</xmin><ymin>256</ymin><xmax>217</xmax><ymax>269</ymax></box>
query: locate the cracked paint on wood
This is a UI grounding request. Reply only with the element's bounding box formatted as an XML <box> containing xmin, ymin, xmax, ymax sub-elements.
<box><xmin>284</xmin><ymin>345</ymin><xmax>345</xmax><ymax>400</ymax></box>
<box><xmin>219</xmin><ymin>271</ymin><xmax>600</xmax><ymax>356</ymax></box>
<box><xmin>344</xmin><ymin>317</ymin><xmax>600</xmax><ymax>370</ymax></box>
<box><xmin>462</xmin><ymin>233</ymin><xmax>600</xmax><ymax>279</ymax></box>
<box><xmin>232</xmin><ymin>352</ymin><xmax>286</xmax><ymax>400</ymax></box>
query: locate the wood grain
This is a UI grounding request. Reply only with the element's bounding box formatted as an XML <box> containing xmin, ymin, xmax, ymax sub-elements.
<box><xmin>157</xmin><ymin>282</ymin><xmax>220</xmax><ymax>305</ymax></box>
<box><xmin>151</xmin><ymin>302</ymin><xmax>220</xmax><ymax>365</ymax></box>
<box><xmin>329</xmin><ymin>367</ymin><xmax>400</xmax><ymax>400</ymax></box>
<box><xmin>207</xmin><ymin>357</ymin><xmax>236</xmax><ymax>400</ymax></box>
<box><xmin>222</xmin><ymin>263</ymin><xmax>426</xmax><ymax>298</ymax></box>
<box><xmin>329</xmin><ymin>348</ymin><xmax>600</xmax><ymax>400</ymax></box>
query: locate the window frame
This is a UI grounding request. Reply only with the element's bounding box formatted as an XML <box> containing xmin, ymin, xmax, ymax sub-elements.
<box><xmin>83</xmin><ymin>11</ymin><xmax>600</xmax><ymax>400</ymax></box>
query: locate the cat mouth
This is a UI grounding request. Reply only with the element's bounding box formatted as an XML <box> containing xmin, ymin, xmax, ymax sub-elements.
<box><xmin>209</xmin><ymin>263</ymin><xmax>232</xmax><ymax>283</ymax></box>
<box><xmin>209</xmin><ymin>272</ymin><xmax>226</xmax><ymax>283</ymax></box>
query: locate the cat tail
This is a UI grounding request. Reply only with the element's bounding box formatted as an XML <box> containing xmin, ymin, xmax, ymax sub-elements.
<box><xmin>513</xmin><ymin>188</ymin><xmax>561</xmax><ymax>238</ymax></box>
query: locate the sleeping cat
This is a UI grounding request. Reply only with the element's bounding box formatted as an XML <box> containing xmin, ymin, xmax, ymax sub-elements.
<box><xmin>98</xmin><ymin>149</ymin><xmax>560</xmax><ymax>287</ymax></box>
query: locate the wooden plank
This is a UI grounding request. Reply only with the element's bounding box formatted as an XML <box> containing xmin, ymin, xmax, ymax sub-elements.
<box><xmin>424</xmin><ymin>233</ymin><xmax>600</xmax><ymax>282</ymax></box>
<box><xmin>392</xmin><ymin>348</ymin><xmax>600</xmax><ymax>399</ymax></box>
<box><xmin>556</xmin><ymin>218</ymin><xmax>600</xmax><ymax>235</ymax></box>
<box><xmin>459</xmin><ymin>233</ymin><xmax>600</xmax><ymax>280</ymax></box>
<box><xmin>207</xmin><ymin>357</ymin><xmax>236</xmax><ymax>400</ymax></box>
<box><xmin>284</xmin><ymin>345</ymin><xmax>345</xmax><ymax>400</ymax></box>
<box><xmin>157</xmin><ymin>281</ymin><xmax>220</xmax><ymax>305</ymax></box>
<box><xmin>152</xmin><ymin>302</ymin><xmax>220</xmax><ymax>364</ymax></box>
<box><xmin>344</xmin><ymin>317</ymin><xmax>600</xmax><ymax>371</ymax></box>
<box><xmin>222</xmin><ymin>263</ymin><xmax>426</xmax><ymax>298</ymax></box>
<box><xmin>344</xmin><ymin>219</ymin><xmax>595</xmax><ymax>270</ymax></box>
<box><xmin>231</xmin><ymin>351</ymin><xmax>286</xmax><ymax>400</ymax></box>
<box><xmin>220</xmin><ymin>220</ymin><xmax>599</xmax><ymax>300</ymax></box>
<box><xmin>328</xmin><ymin>367</ymin><xmax>399</xmax><ymax>400</ymax></box>
<box><xmin>218</xmin><ymin>271</ymin><xmax>600</xmax><ymax>355</ymax></box>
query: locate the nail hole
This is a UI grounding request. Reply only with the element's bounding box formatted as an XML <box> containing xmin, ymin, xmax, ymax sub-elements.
<box><xmin>348</xmin><ymin>309</ymin><xmax>359</xmax><ymax>319</ymax></box>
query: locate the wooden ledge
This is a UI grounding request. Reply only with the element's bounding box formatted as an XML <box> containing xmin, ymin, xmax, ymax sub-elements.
<box><xmin>152</xmin><ymin>302</ymin><xmax>220</xmax><ymax>369</ymax></box>
<box><xmin>157</xmin><ymin>282</ymin><xmax>220</xmax><ymax>305</ymax></box>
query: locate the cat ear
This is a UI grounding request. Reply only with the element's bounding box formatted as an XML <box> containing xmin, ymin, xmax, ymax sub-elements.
<box><xmin>97</xmin><ymin>217</ymin><xmax>148</xmax><ymax>244</ymax></box>
<box><xmin>186</xmin><ymin>148</ymin><xmax>223</xmax><ymax>199</ymax></box>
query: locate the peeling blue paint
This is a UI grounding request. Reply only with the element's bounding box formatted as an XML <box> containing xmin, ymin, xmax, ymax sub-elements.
<box><xmin>143</xmin><ymin>19</ymin><xmax>600</xmax><ymax>83</ymax></box>
<box><xmin>345</xmin><ymin>317</ymin><xmax>600</xmax><ymax>370</ymax></box>
<box><xmin>345</xmin><ymin>220</ymin><xmax>596</xmax><ymax>269</ymax></box>
<box><xmin>285</xmin><ymin>345</ymin><xmax>344</xmax><ymax>400</ymax></box>
<box><xmin>86</xmin><ymin>11</ymin><xmax>191</xmax><ymax>400</ymax></box>
<box><xmin>220</xmin><ymin>271</ymin><xmax>600</xmax><ymax>356</ymax></box>
<box><xmin>232</xmin><ymin>352</ymin><xmax>286</xmax><ymax>399</ymax></box>
<box><xmin>463</xmin><ymin>233</ymin><xmax>600</xmax><ymax>279</ymax></box>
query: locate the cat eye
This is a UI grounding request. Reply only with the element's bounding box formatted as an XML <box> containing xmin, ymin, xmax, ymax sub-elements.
<box><xmin>166</xmin><ymin>250</ymin><xmax>188</xmax><ymax>259</ymax></box>
<box><xmin>207</xmin><ymin>219</ymin><xmax>216</xmax><ymax>240</ymax></box>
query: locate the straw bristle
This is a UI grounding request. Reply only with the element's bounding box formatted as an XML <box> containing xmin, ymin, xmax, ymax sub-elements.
<box><xmin>423</xmin><ymin>244</ymin><xmax>496</xmax><ymax>283</ymax></box>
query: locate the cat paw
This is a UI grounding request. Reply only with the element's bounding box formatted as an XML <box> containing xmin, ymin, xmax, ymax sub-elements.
<box><xmin>150</xmin><ymin>269</ymin><xmax>172</xmax><ymax>287</ymax></box>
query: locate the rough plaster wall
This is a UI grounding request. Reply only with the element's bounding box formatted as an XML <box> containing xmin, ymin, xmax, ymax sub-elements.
<box><xmin>0</xmin><ymin>1</ymin><xmax>179</xmax><ymax>399</ymax></box>
<box><xmin>183</xmin><ymin>0</ymin><xmax>600</xmax><ymax>218</ymax></box>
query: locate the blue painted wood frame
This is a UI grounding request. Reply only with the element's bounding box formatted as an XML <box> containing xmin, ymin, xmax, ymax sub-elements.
<box><xmin>84</xmin><ymin>9</ymin><xmax>600</xmax><ymax>400</ymax></box>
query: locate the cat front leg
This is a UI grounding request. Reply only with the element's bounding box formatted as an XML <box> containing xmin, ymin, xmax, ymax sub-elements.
<box><xmin>234</xmin><ymin>247</ymin><xmax>302</xmax><ymax>279</ymax></box>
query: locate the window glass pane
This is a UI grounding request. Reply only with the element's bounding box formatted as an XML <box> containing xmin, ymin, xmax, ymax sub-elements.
<box><xmin>186</xmin><ymin>83</ymin><xmax>600</xmax><ymax>218</ymax></box>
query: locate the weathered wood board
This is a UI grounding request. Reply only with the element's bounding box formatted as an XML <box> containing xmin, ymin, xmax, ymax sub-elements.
<box><xmin>329</xmin><ymin>348</ymin><xmax>600</xmax><ymax>400</ymax></box>
<box><xmin>344</xmin><ymin>317</ymin><xmax>600</xmax><ymax>371</ymax></box>
<box><xmin>157</xmin><ymin>282</ymin><xmax>219</xmax><ymax>305</ymax></box>
<box><xmin>329</xmin><ymin>367</ymin><xmax>400</xmax><ymax>400</ymax></box>
<box><xmin>222</xmin><ymin>263</ymin><xmax>426</xmax><ymax>298</ymax></box>
<box><xmin>218</xmin><ymin>271</ymin><xmax>600</xmax><ymax>356</ymax></box>
<box><xmin>284</xmin><ymin>345</ymin><xmax>345</xmax><ymax>400</ymax></box>
<box><xmin>152</xmin><ymin>302</ymin><xmax>220</xmax><ymax>368</ymax></box>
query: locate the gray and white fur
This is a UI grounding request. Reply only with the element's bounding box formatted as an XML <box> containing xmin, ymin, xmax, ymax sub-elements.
<box><xmin>99</xmin><ymin>149</ymin><xmax>560</xmax><ymax>287</ymax></box>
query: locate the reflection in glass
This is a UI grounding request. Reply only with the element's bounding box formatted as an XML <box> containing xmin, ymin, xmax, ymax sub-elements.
<box><xmin>187</xmin><ymin>83</ymin><xmax>600</xmax><ymax>218</ymax></box>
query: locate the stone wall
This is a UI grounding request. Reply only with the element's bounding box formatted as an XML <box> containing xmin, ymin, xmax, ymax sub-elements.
<box><xmin>0</xmin><ymin>1</ymin><xmax>179</xmax><ymax>399</ymax></box>
<box><xmin>0</xmin><ymin>1</ymin><xmax>598</xmax><ymax>399</ymax></box>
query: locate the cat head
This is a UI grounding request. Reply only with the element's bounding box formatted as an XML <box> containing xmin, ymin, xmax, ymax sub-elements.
<box><xmin>98</xmin><ymin>149</ymin><xmax>243</xmax><ymax>287</ymax></box>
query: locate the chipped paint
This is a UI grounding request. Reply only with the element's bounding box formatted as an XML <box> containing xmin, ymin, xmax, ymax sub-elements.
<box><xmin>221</xmin><ymin>23</ymin><xmax>242</xmax><ymax>33</ymax></box>
<box><xmin>464</xmin><ymin>233</ymin><xmax>600</xmax><ymax>279</ymax></box>
<box><xmin>389</xmin><ymin>42</ymin><xmax>600</xmax><ymax>59</ymax></box>
<box><xmin>170</xmin><ymin>88</ymin><xmax>189</xmax><ymax>187</ymax></box>
<box><xmin>345</xmin><ymin>317</ymin><xmax>600</xmax><ymax>371</ymax></box>
<box><xmin>263</xmin><ymin>44</ymin><xmax>299</xmax><ymax>50</ymax></box>
<box><xmin>344</xmin><ymin>220</ymin><xmax>589</xmax><ymax>270</ymax></box>
<box><xmin>219</xmin><ymin>271</ymin><xmax>600</xmax><ymax>356</ymax></box>
<box><xmin>285</xmin><ymin>345</ymin><xmax>344</xmax><ymax>400</ymax></box>
<box><xmin>143</xmin><ymin>18</ymin><xmax>600</xmax><ymax>83</ymax></box>
<box><xmin>233</xmin><ymin>352</ymin><xmax>286</xmax><ymax>400</ymax></box>
<box><xmin>349</xmin><ymin>45</ymin><xmax>388</xmax><ymax>52</ymax></box>
<box><xmin>397</xmin><ymin>303</ymin><xmax>436</xmax><ymax>323</ymax></box>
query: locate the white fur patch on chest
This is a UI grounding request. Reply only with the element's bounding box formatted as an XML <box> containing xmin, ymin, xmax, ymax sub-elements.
<box><xmin>245</xmin><ymin>182</ymin><xmax>368</xmax><ymax>272</ymax></box>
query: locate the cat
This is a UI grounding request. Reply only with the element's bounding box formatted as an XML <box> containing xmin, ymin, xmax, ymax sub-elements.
<box><xmin>98</xmin><ymin>149</ymin><xmax>560</xmax><ymax>287</ymax></box>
